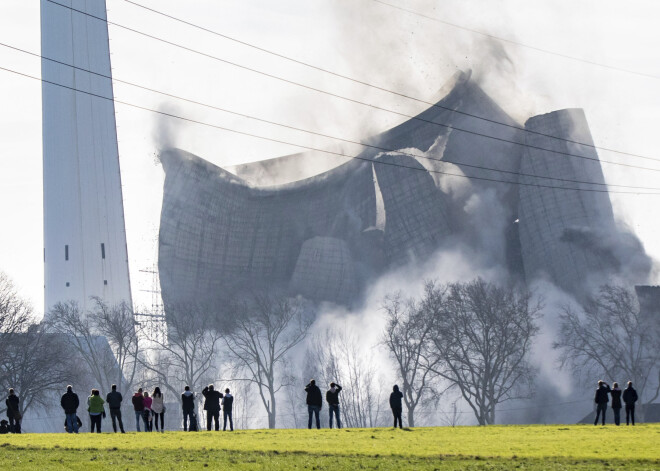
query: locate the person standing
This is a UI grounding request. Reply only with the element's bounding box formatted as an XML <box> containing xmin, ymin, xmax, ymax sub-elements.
<box><xmin>6</xmin><ymin>389</ymin><xmax>21</xmax><ymax>434</ymax></box>
<box><xmin>106</xmin><ymin>384</ymin><xmax>125</xmax><ymax>433</ymax></box>
<box><xmin>610</xmin><ymin>382</ymin><xmax>622</xmax><ymax>426</ymax></box>
<box><xmin>390</xmin><ymin>385</ymin><xmax>404</xmax><ymax>429</ymax></box>
<box><xmin>326</xmin><ymin>382</ymin><xmax>342</xmax><ymax>429</ymax></box>
<box><xmin>593</xmin><ymin>380</ymin><xmax>611</xmax><ymax>426</ymax></box>
<box><xmin>61</xmin><ymin>385</ymin><xmax>80</xmax><ymax>434</ymax></box>
<box><xmin>623</xmin><ymin>381</ymin><xmax>639</xmax><ymax>426</ymax></box>
<box><xmin>132</xmin><ymin>388</ymin><xmax>144</xmax><ymax>432</ymax></box>
<box><xmin>151</xmin><ymin>387</ymin><xmax>165</xmax><ymax>433</ymax></box>
<box><xmin>181</xmin><ymin>386</ymin><xmax>195</xmax><ymax>432</ymax></box>
<box><xmin>202</xmin><ymin>384</ymin><xmax>222</xmax><ymax>431</ymax></box>
<box><xmin>222</xmin><ymin>388</ymin><xmax>234</xmax><ymax>431</ymax></box>
<box><xmin>143</xmin><ymin>391</ymin><xmax>153</xmax><ymax>432</ymax></box>
<box><xmin>88</xmin><ymin>389</ymin><xmax>105</xmax><ymax>433</ymax></box>
<box><xmin>305</xmin><ymin>379</ymin><xmax>322</xmax><ymax>429</ymax></box>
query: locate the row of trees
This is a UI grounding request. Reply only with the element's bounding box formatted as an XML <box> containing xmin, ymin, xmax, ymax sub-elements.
<box><xmin>382</xmin><ymin>279</ymin><xmax>541</xmax><ymax>425</ymax></box>
<box><xmin>382</xmin><ymin>282</ymin><xmax>660</xmax><ymax>426</ymax></box>
<box><xmin>1</xmin><ymin>270</ymin><xmax>658</xmax><ymax>428</ymax></box>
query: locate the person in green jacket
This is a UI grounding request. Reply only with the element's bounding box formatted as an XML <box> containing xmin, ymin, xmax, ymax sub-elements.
<box><xmin>88</xmin><ymin>389</ymin><xmax>106</xmax><ymax>433</ymax></box>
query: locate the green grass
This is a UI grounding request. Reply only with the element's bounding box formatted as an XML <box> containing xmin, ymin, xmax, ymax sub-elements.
<box><xmin>1</xmin><ymin>424</ymin><xmax>658</xmax><ymax>470</ymax></box>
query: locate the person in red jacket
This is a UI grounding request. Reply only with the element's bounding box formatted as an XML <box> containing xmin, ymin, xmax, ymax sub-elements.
<box><xmin>132</xmin><ymin>388</ymin><xmax>145</xmax><ymax>432</ymax></box>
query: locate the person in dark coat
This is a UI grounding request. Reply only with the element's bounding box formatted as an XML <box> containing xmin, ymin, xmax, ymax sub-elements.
<box><xmin>610</xmin><ymin>382</ymin><xmax>622</xmax><ymax>426</ymax></box>
<box><xmin>181</xmin><ymin>386</ymin><xmax>196</xmax><ymax>432</ymax></box>
<box><xmin>305</xmin><ymin>379</ymin><xmax>322</xmax><ymax>429</ymax></box>
<box><xmin>390</xmin><ymin>384</ymin><xmax>404</xmax><ymax>429</ymax></box>
<box><xmin>132</xmin><ymin>388</ymin><xmax>145</xmax><ymax>432</ymax></box>
<box><xmin>326</xmin><ymin>382</ymin><xmax>343</xmax><ymax>429</ymax></box>
<box><xmin>202</xmin><ymin>384</ymin><xmax>222</xmax><ymax>431</ymax></box>
<box><xmin>60</xmin><ymin>385</ymin><xmax>80</xmax><ymax>433</ymax></box>
<box><xmin>6</xmin><ymin>388</ymin><xmax>21</xmax><ymax>433</ymax></box>
<box><xmin>593</xmin><ymin>380</ymin><xmax>611</xmax><ymax>426</ymax></box>
<box><xmin>222</xmin><ymin>388</ymin><xmax>234</xmax><ymax>431</ymax></box>
<box><xmin>106</xmin><ymin>384</ymin><xmax>125</xmax><ymax>433</ymax></box>
<box><xmin>623</xmin><ymin>381</ymin><xmax>639</xmax><ymax>426</ymax></box>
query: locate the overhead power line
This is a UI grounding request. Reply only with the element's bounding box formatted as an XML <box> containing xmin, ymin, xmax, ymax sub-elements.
<box><xmin>44</xmin><ymin>0</ymin><xmax>660</xmax><ymax>172</ymax></box>
<box><xmin>3</xmin><ymin>64</ymin><xmax>659</xmax><ymax>196</ymax></box>
<box><xmin>372</xmin><ymin>0</ymin><xmax>660</xmax><ymax>81</ymax></box>
<box><xmin>5</xmin><ymin>42</ymin><xmax>660</xmax><ymax>191</ymax></box>
<box><xmin>120</xmin><ymin>0</ymin><xmax>657</xmax><ymax>163</ymax></box>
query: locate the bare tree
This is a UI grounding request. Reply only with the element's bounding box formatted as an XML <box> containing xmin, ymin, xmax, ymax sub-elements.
<box><xmin>139</xmin><ymin>301</ymin><xmax>223</xmax><ymax>401</ymax></box>
<box><xmin>225</xmin><ymin>293</ymin><xmax>312</xmax><ymax>429</ymax></box>
<box><xmin>47</xmin><ymin>301</ymin><xmax>121</xmax><ymax>393</ymax></box>
<box><xmin>307</xmin><ymin>327</ymin><xmax>385</xmax><ymax>428</ymax></box>
<box><xmin>554</xmin><ymin>285</ymin><xmax>660</xmax><ymax>409</ymax></box>
<box><xmin>0</xmin><ymin>272</ymin><xmax>32</xmax><ymax>361</ymax></box>
<box><xmin>382</xmin><ymin>290</ymin><xmax>441</xmax><ymax>427</ymax></box>
<box><xmin>91</xmin><ymin>297</ymin><xmax>140</xmax><ymax>394</ymax></box>
<box><xmin>0</xmin><ymin>324</ymin><xmax>77</xmax><ymax>417</ymax></box>
<box><xmin>428</xmin><ymin>279</ymin><xmax>541</xmax><ymax>425</ymax></box>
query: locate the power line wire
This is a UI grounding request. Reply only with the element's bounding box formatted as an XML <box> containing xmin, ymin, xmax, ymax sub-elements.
<box><xmin>372</xmin><ymin>0</ymin><xmax>660</xmax><ymax>81</ymax></box>
<box><xmin>6</xmin><ymin>42</ymin><xmax>660</xmax><ymax>191</ymax></box>
<box><xmin>4</xmin><ymin>64</ymin><xmax>659</xmax><ymax>196</ymax></box>
<box><xmin>43</xmin><ymin>0</ymin><xmax>660</xmax><ymax>172</ymax></box>
<box><xmin>120</xmin><ymin>0</ymin><xmax>657</xmax><ymax>163</ymax></box>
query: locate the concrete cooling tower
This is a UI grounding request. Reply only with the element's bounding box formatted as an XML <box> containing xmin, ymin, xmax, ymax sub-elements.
<box><xmin>518</xmin><ymin>109</ymin><xmax>652</xmax><ymax>297</ymax></box>
<box><xmin>158</xmin><ymin>72</ymin><xmax>651</xmax><ymax>310</ymax></box>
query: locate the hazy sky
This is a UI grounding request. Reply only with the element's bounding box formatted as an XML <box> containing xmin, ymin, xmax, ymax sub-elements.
<box><xmin>1</xmin><ymin>0</ymin><xmax>659</xmax><ymax>313</ymax></box>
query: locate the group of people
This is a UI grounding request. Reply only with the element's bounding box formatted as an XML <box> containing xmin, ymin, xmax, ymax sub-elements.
<box><xmin>61</xmin><ymin>384</ymin><xmax>166</xmax><ymax>433</ymax></box>
<box><xmin>304</xmin><ymin>380</ymin><xmax>406</xmax><ymax>430</ymax></box>
<box><xmin>1</xmin><ymin>379</ymin><xmax>643</xmax><ymax>433</ymax></box>
<box><xmin>57</xmin><ymin>383</ymin><xmax>236</xmax><ymax>433</ymax></box>
<box><xmin>130</xmin><ymin>387</ymin><xmax>166</xmax><ymax>432</ymax></box>
<box><xmin>593</xmin><ymin>380</ymin><xmax>639</xmax><ymax>426</ymax></box>
<box><xmin>200</xmin><ymin>385</ymin><xmax>234</xmax><ymax>432</ymax></box>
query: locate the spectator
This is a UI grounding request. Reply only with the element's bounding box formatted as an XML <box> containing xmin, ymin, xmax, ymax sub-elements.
<box><xmin>222</xmin><ymin>388</ymin><xmax>234</xmax><ymax>432</ymax></box>
<box><xmin>181</xmin><ymin>386</ymin><xmax>195</xmax><ymax>432</ymax></box>
<box><xmin>305</xmin><ymin>379</ymin><xmax>322</xmax><ymax>429</ymax></box>
<box><xmin>326</xmin><ymin>382</ymin><xmax>343</xmax><ymax>429</ymax></box>
<box><xmin>143</xmin><ymin>391</ymin><xmax>153</xmax><ymax>432</ymax></box>
<box><xmin>152</xmin><ymin>387</ymin><xmax>165</xmax><ymax>433</ymax></box>
<box><xmin>132</xmin><ymin>388</ymin><xmax>144</xmax><ymax>432</ymax></box>
<box><xmin>105</xmin><ymin>384</ymin><xmax>125</xmax><ymax>433</ymax></box>
<box><xmin>623</xmin><ymin>381</ymin><xmax>639</xmax><ymax>426</ymax></box>
<box><xmin>61</xmin><ymin>385</ymin><xmax>80</xmax><ymax>434</ymax></box>
<box><xmin>390</xmin><ymin>385</ymin><xmax>403</xmax><ymax>429</ymax></box>
<box><xmin>610</xmin><ymin>382</ymin><xmax>622</xmax><ymax>426</ymax></box>
<box><xmin>202</xmin><ymin>385</ymin><xmax>222</xmax><ymax>431</ymax></box>
<box><xmin>593</xmin><ymin>380</ymin><xmax>611</xmax><ymax>426</ymax></box>
<box><xmin>6</xmin><ymin>388</ymin><xmax>21</xmax><ymax>434</ymax></box>
<box><xmin>87</xmin><ymin>389</ymin><xmax>105</xmax><ymax>433</ymax></box>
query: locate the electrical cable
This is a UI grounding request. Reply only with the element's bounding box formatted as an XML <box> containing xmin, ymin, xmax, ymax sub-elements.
<box><xmin>3</xmin><ymin>64</ymin><xmax>659</xmax><ymax>195</ymax></box>
<box><xmin>121</xmin><ymin>0</ymin><xmax>660</xmax><ymax>163</ymax></box>
<box><xmin>6</xmin><ymin>42</ymin><xmax>660</xmax><ymax>190</ymax></box>
<box><xmin>43</xmin><ymin>0</ymin><xmax>660</xmax><ymax>171</ymax></box>
<box><xmin>372</xmin><ymin>0</ymin><xmax>660</xmax><ymax>81</ymax></box>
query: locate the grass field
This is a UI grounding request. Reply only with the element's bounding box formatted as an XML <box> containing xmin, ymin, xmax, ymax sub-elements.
<box><xmin>1</xmin><ymin>424</ymin><xmax>658</xmax><ymax>470</ymax></box>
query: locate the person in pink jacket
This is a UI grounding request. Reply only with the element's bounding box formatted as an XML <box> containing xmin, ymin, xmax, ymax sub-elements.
<box><xmin>142</xmin><ymin>391</ymin><xmax>153</xmax><ymax>432</ymax></box>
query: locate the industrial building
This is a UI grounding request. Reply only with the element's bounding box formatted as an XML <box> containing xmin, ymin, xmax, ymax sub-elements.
<box><xmin>158</xmin><ymin>72</ymin><xmax>652</xmax><ymax>308</ymax></box>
